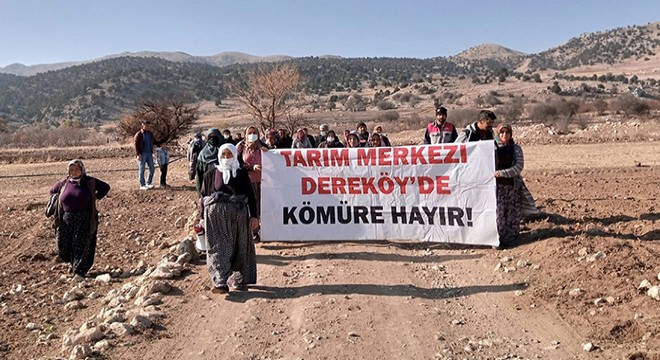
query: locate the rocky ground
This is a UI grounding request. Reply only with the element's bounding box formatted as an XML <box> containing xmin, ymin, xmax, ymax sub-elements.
<box><xmin>0</xmin><ymin>122</ymin><xmax>658</xmax><ymax>360</ymax></box>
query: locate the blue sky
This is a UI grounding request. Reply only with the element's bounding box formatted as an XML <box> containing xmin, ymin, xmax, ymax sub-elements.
<box><xmin>0</xmin><ymin>0</ymin><xmax>658</xmax><ymax>67</ymax></box>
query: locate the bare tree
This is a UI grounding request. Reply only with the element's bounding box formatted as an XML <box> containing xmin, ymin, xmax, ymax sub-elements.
<box><xmin>117</xmin><ymin>97</ymin><xmax>199</xmax><ymax>144</ymax></box>
<box><xmin>227</xmin><ymin>64</ymin><xmax>303</xmax><ymax>131</ymax></box>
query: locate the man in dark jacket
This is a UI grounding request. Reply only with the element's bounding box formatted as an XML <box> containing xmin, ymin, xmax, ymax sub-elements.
<box><xmin>455</xmin><ymin>110</ymin><xmax>496</xmax><ymax>143</ymax></box>
<box><xmin>134</xmin><ymin>120</ymin><xmax>155</xmax><ymax>190</ymax></box>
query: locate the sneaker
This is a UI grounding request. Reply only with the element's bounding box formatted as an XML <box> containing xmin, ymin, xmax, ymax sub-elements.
<box><xmin>252</xmin><ymin>233</ymin><xmax>261</xmax><ymax>243</ymax></box>
<box><xmin>140</xmin><ymin>186</ymin><xmax>149</xmax><ymax>190</ymax></box>
<box><xmin>146</xmin><ymin>184</ymin><xmax>154</xmax><ymax>189</ymax></box>
<box><xmin>226</xmin><ymin>272</ymin><xmax>245</xmax><ymax>291</ymax></box>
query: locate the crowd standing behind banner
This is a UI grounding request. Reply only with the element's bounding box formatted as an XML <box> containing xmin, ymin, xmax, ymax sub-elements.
<box><xmin>45</xmin><ymin>106</ymin><xmax>541</xmax><ymax>294</ymax></box>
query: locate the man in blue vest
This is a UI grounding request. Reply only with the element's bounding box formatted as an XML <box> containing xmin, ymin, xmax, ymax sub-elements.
<box><xmin>424</xmin><ymin>106</ymin><xmax>458</xmax><ymax>144</ymax></box>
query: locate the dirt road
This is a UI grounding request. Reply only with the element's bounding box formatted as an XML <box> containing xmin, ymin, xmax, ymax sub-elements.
<box><xmin>0</xmin><ymin>141</ymin><xmax>658</xmax><ymax>359</ymax></box>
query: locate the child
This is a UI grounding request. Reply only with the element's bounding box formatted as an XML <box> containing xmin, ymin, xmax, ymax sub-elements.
<box><xmin>156</xmin><ymin>143</ymin><xmax>170</xmax><ymax>189</ymax></box>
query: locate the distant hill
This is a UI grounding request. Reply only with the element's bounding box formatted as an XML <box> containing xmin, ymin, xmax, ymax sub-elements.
<box><xmin>1</xmin><ymin>21</ymin><xmax>660</xmax><ymax>126</ymax></box>
<box><xmin>528</xmin><ymin>21</ymin><xmax>660</xmax><ymax>70</ymax></box>
<box><xmin>454</xmin><ymin>44</ymin><xmax>526</xmax><ymax>60</ymax></box>
<box><xmin>0</xmin><ymin>51</ymin><xmax>292</xmax><ymax>76</ymax></box>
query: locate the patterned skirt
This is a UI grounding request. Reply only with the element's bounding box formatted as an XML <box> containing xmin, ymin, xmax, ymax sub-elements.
<box><xmin>496</xmin><ymin>183</ymin><xmax>522</xmax><ymax>246</ymax></box>
<box><xmin>204</xmin><ymin>200</ymin><xmax>257</xmax><ymax>288</ymax></box>
<box><xmin>57</xmin><ymin>211</ymin><xmax>97</xmax><ymax>276</ymax></box>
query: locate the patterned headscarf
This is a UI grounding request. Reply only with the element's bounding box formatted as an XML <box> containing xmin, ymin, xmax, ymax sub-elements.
<box><xmin>215</xmin><ymin>143</ymin><xmax>240</xmax><ymax>180</ymax></box>
<box><xmin>67</xmin><ymin>159</ymin><xmax>86</xmax><ymax>180</ymax></box>
<box><xmin>495</xmin><ymin>123</ymin><xmax>513</xmax><ymax>146</ymax></box>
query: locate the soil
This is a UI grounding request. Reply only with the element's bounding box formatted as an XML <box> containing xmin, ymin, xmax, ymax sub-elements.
<box><xmin>0</xmin><ymin>126</ymin><xmax>659</xmax><ymax>359</ymax></box>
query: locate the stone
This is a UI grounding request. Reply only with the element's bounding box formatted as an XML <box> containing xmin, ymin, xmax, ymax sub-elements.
<box><xmin>69</xmin><ymin>344</ymin><xmax>92</xmax><ymax>360</ymax></box>
<box><xmin>569</xmin><ymin>288</ymin><xmax>583</xmax><ymax>296</ymax></box>
<box><xmin>119</xmin><ymin>283</ymin><xmax>139</xmax><ymax>300</ymax></box>
<box><xmin>62</xmin><ymin>288</ymin><xmax>85</xmax><ymax>302</ymax></box>
<box><xmin>108</xmin><ymin>322</ymin><xmax>134</xmax><ymax>337</ymax></box>
<box><xmin>582</xmin><ymin>342</ymin><xmax>597</xmax><ymax>352</ymax></box>
<box><xmin>593</xmin><ymin>298</ymin><xmax>607</xmax><ymax>306</ymax></box>
<box><xmin>137</xmin><ymin>281</ymin><xmax>171</xmax><ymax>297</ymax></box>
<box><xmin>148</xmin><ymin>267</ymin><xmax>175</xmax><ymax>279</ymax></box>
<box><xmin>647</xmin><ymin>286</ymin><xmax>660</xmax><ymax>301</ymax></box>
<box><xmin>130</xmin><ymin>315</ymin><xmax>153</xmax><ymax>330</ymax></box>
<box><xmin>657</xmin><ymin>272</ymin><xmax>660</xmax><ymax>281</ymax></box>
<box><xmin>64</xmin><ymin>301</ymin><xmax>85</xmax><ymax>310</ymax></box>
<box><xmin>134</xmin><ymin>293</ymin><xmax>163</xmax><ymax>307</ymax></box>
<box><xmin>516</xmin><ymin>260</ymin><xmax>529</xmax><ymax>268</ymax></box>
<box><xmin>95</xmin><ymin>274</ymin><xmax>112</xmax><ymax>284</ymax></box>
<box><xmin>606</xmin><ymin>296</ymin><xmax>615</xmax><ymax>305</ymax></box>
<box><xmin>638</xmin><ymin>279</ymin><xmax>652</xmax><ymax>292</ymax></box>
<box><xmin>26</xmin><ymin>322</ymin><xmax>41</xmax><ymax>331</ymax></box>
<box><xmin>577</xmin><ymin>248</ymin><xmax>589</xmax><ymax>257</ymax></box>
<box><xmin>176</xmin><ymin>252</ymin><xmax>193</xmax><ymax>265</ymax></box>
<box><xmin>93</xmin><ymin>340</ymin><xmax>111</xmax><ymax>351</ymax></box>
<box><xmin>586</xmin><ymin>251</ymin><xmax>606</xmax><ymax>262</ymax></box>
<box><xmin>503</xmin><ymin>266</ymin><xmax>517</xmax><ymax>273</ymax></box>
<box><xmin>178</xmin><ymin>238</ymin><xmax>197</xmax><ymax>257</ymax></box>
<box><xmin>493</xmin><ymin>262</ymin><xmax>502</xmax><ymax>272</ymax></box>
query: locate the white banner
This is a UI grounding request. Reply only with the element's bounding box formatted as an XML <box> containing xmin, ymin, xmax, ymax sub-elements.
<box><xmin>261</xmin><ymin>142</ymin><xmax>498</xmax><ymax>246</ymax></box>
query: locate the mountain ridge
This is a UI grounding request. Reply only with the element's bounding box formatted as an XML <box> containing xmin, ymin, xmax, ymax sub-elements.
<box><xmin>2</xmin><ymin>20</ymin><xmax>659</xmax><ymax>76</ymax></box>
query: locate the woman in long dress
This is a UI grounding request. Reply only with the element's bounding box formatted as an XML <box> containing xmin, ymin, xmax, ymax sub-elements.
<box><xmin>200</xmin><ymin>144</ymin><xmax>259</xmax><ymax>293</ymax></box>
<box><xmin>50</xmin><ymin>159</ymin><xmax>110</xmax><ymax>276</ymax></box>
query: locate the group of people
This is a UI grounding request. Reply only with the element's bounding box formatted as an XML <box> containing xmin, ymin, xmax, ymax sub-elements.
<box><xmin>424</xmin><ymin>106</ymin><xmax>536</xmax><ymax>249</ymax></box>
<box><xmin>47</xmin><ymin>106</ymin><xmax>537</xmax><ymax>293</ymax></box>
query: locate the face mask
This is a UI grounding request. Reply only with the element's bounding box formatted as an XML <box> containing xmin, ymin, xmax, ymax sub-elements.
<box><xmin>320</xmin><ymin>131</ymin><xmax>327</xmax><ymax>136</ymax></box>
<box><xmin>247</xmin><ymin>134</ymin><xmax>259</xmax><ymax>142</ymax></box>
<box><xmin>326</xmin><ymin>137</ymin><xmax>335</xmax><ymax>143</ymax></box>
<box><xmin>220</xmin><ymin>158</ymin><xmax>234</xmax><ymax>167</ymax></box>
<box><xmin>223</xmin><ymin>135</ymin><xmax>230</xmax><ymax>139</ymax></box>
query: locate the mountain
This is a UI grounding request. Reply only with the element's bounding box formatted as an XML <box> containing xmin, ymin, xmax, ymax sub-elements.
<box><xmin>0</xmin><ymin>51</ymin><xmax>292</xmax><ymax>76</ymax></box>
<box><xmin>528</xmin><ymin>21</ymin><xmax>660</xmax><ymax>70</ymax></box>
<box><xmin>454</xmin><ymin>44</ymin><xmax>526</xmax><ymax>60</ymax></box>
<box><xmin>1</xmin><ymin>21</ymin><xmax>659</xmax><ymax>126</ymax></box>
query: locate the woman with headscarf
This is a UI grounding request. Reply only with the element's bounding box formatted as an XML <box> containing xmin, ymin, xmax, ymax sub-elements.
<box><xmin>291</xmin><ymin>128</ymin><xmax>313</xmax><ymax>149</ymax></box>
<box><xmin>368</xmin><ymin>133</ymin><xmax>384</xmax><ymax>147</ymax></box>
<box><xmin>236</xmin><ymin>126</ymin><xmax>267</xmax><ymax>242</ymax></box>
<box><xmin>494</xmin><ymin>123</ymin><xmax>524</xmax><ymax>249</ymax></box>
<box><xmin>346</xmin><ymin>131</ymin><xmax>361</xmax><ymax>148</ymax></box>
<box><xmin>49</xmin><ymin>160</ymin><xmax>110</xmax><ymax>276</ymax></box>
<box><xmin>317</xmin><ymin>130</ymin><xmax>345</xmax><ymax>148</ymax></box>
<box><xmin>263</xmin><ymin>129</ymin><xmax>281</xmax><ymax>149</ymax></box>
<box><xmin>200</xmin><ymin>144</ymin><xmax>259</xmax><ymax>294</ymax></box>
<box><xmin>195</xmin><ymin>128</ymin><xmax>225</xmax><ymax>193</ymax></box>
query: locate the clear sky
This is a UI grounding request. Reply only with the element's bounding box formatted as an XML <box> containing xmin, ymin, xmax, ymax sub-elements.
<box><xmin>0</xmin><ymin>0</ymin><xmax>658</xmax><ymax>67</ymax></box>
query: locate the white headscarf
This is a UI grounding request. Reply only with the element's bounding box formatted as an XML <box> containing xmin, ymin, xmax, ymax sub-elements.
<box><xmin>67</xmin><ymin>159</ymin><xmax>87</xmax><ymax>183</ymax></box>
<box><xmin>215</xmin><ymin>143</ymin><xmax>240</xmax><ymax>180</ymax></box>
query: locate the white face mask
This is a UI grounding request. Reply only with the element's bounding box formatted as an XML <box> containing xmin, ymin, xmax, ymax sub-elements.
<box><xmin>320</xmin><ymin>131</ymin><xmax>327</xmax><ymax>136</ymax></box>
<box><xmin>220</xmin><ymin>158</ymin><xmax>234</xmax><ymax>167</ymax></box>
<box><xmin>247</xmin><ymin>134</ymin><xmax>258</xmax><ymax>142</ymax></box>
<box><xmin>326</xmin><ymin>137</ymin><xmax>335</xmax><ymax>143</ymax></box>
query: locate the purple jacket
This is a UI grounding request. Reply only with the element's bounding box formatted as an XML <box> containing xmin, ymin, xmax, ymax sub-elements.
<box><xmin>50</xmin><ymin>177</ymin><xmax>110</xmax><ymax>213</ymax></box>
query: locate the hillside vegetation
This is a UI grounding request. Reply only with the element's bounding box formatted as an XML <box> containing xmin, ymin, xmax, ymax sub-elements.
<box><xmin>0</xmin><ymin>21</ymin><xmax>659</xmax><ymax>128</ymax></box>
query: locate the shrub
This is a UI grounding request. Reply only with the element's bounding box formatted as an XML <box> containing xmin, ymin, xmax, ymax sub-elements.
<box><xmin>611</xmin><ymin>93</ymin><xmax>650</xmax><ymax>115</ymax></box>
<box><xmin>381</xmin><ymin>110</ymin><xmax>400</xmax><ymax>122</ymax></box>
<box><xmin>377</xmin><ymin>100</ymin><xmax>396</xmax><ymax>110</ymax></box>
